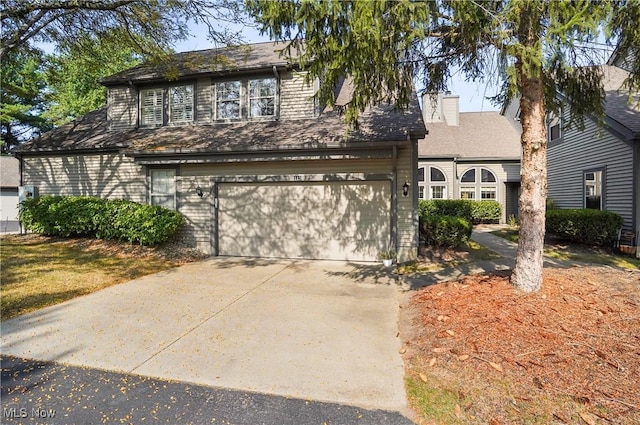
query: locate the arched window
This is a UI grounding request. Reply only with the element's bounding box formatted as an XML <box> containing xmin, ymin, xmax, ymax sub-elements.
<box><xmin>429</xmin><ymin>167</ymin><xmax>447</xmax><ymax>199</ymax></box>
<box><xmin>459</xmin><ymin>167</ymin><xmax>497</xmax><ymax>200</ymax></box>
<box><xmin>417</xmin><ymin>166</ymin><xmax>447</xmax><ymax>199</ymax></box>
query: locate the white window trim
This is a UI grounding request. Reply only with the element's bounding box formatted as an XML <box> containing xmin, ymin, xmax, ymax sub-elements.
<box><xmin>140</xmin><ymin>88</ymin><xmax>164</xmax><ymax>127</ymax></box>
<box><xmin>458</xmin><ymin>167</ymin><xmax>498</xmax><ymax>201</ymax></box>
<box><xmin>249</xmin><ymin>78</ymin><xmax>276</xmax><ymax>118</ymax></box>
<box><xmin>149</xmin><ymin>169</ymin><xmax>177</xmax><ymax>210</ymax></box>
<box><xmin>214</xmin><ymin>80</ymin><xmax>242</xmax><ymax>121</ymax></box>
<box><xmin>426</xmin><ymin>166</ymin><xmax>447</xmax><ymax>200</ymax></box>
<box><xmin>548</xmin><ymin>113</ymin><xmax>562</xmax><ymax>143</ymax></box>
<box><xmin>169</xmin><ymin>84</ymin><xmax>194</xmax><ymax>124</ymax></box>
<box><xmin>429</xmin><ymin>185</ymin><xmax>447</xmax><ymax>199</ymax></box>
<box><xmin>214</xmin><ymin>77</ymin><xmax>278</xmax><ymax>121</ymax></box>
<box><xmin>584</xmin><ymin>169</ymin><xmax>604</xmax><ymax>210</ymax></box>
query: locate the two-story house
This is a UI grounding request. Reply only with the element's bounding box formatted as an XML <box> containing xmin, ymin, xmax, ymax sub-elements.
<box><xmin>14</xmin><ymin>42</ymin><xmax>426</xmax><ymax>262</ymax></box>
<box><xmin>501</xmin><ymin>48</ymin><xmax>639</xmax><ymax>257</ymax></box>
<box><xmin>418</xmin><ymin>92</ymin><xmax>522</xmax><ymax>223</ymax></box>
<box><xmin>544</xmin><ymin>54</ymin><xmax>639</xmax><ymax>256</ymax></box>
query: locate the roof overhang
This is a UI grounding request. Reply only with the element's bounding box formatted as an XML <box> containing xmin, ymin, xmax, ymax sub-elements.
<box><xmin>127</xmin><ymin>140</ymin><xmax>410</xmax><ymax>165</ymax></box>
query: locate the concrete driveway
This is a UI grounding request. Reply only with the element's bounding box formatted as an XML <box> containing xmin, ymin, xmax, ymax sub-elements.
<box><xmin>1</xmin><ymin>258</ymin><xmax>406</xmax><ymax>412</ymax></box>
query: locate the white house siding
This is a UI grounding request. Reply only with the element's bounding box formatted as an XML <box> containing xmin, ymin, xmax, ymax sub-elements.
<box><xmin>417</xmin><ymin>159</ymin><xmax>520</xmax><ymax>223</ymax></box>
<box><xmin>548</xmin><ymin>117</ymin><xmax>634</xmax><ymax>231</ymax></box>
<box><xmin>21</xmin><ymin>153</ymin><xmax>146</xmax><ymax>203</ymax></box>
<box><xmin>176</xmin><ymin>152</ymin><xmax>417</xmax><ymax>262</ymax></box>
<box><xmin>108</xmin><ymin>86</ymin><xmax>137</xmax><ymax>131</ymax></box>
<box><xmin>279</xmin><ymin>71</ymin><xmax>316</xmax><ymax>119</ymax></box>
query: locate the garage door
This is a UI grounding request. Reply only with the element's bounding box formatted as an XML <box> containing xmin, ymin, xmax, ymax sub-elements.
<box><xmin>218</xmin><ymin>181</ymin><xmax>391</xmax><ymax>261</ymax></box>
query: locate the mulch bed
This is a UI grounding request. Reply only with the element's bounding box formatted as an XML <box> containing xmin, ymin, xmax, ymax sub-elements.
<box><xmin>402</xmin><ymin>266</ymin><xmax>640</xmax><ymax>424</ymax></box>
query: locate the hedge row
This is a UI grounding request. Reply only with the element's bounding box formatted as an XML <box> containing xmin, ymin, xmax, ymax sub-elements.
<box><xmin>546</xmin><ymin>208</ymin><xmax>623</xmax><ymax>246</ymax></box>
<box><xmin>420</xmin><ymin>215</ymin><xmax>472</xmax><ymax>248</ymax></box>
<box><xmin>19</xmin><ymin>196</ymin><xmax>185</xmax><ymax>245</ymax></box>
<box><xmin>419</xmin><ymin>199</ymin><xmax>502</xmax><ymax>224</ymax></box>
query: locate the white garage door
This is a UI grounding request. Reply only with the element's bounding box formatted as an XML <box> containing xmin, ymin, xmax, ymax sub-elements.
<box><xmin>218</xmin><ymin>181</ymin><xmax>391</xmax><ymax>261</ymax></box>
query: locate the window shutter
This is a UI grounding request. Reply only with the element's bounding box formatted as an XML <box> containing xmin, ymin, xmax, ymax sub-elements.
<box><xmin>141</xmin><ymin>89</ymin><xmax>163</xmax><ymax>126</ymax></box>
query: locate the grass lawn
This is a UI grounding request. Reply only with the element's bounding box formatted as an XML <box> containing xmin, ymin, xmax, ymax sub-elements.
<box><xmin>398</xmin><ymin>240</ymin><xmax>500</xmax><ymax>275</ymax></box>
<box><xmin>491</xmin><ymin>228</ymin><xmax>640</xmax><ymax>269</ymax></box>
<box><xmin>1</xmin><ymin>234</ymin><xmax>193</xmax><ymax>320</ymax></box>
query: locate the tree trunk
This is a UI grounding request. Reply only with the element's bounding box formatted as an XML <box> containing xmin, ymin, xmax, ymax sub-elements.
<box><xmin>511</xmin><ymin>74</ymin><xmax>547</xmax><ymax>293</ymax></box>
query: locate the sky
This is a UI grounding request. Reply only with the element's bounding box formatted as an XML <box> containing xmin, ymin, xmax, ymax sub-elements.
<box><xmin>174</xmin><ymin>23</ymin><xmax>502</xmax><ymax>113</ymax></box>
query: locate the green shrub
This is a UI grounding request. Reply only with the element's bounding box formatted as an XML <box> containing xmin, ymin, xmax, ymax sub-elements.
<box><xmin>19</xmin><ymin>195</ymin><xmax>184</xmax><ymax>245</ymax></box>
<box><xmin>420</xmin><ymin>215</ymin><xmax>472</xmax><ymax>248</ymax></box>
<box><xmin>470</xmin><ymin>200</ymin><xmax>502</xmax><ymax>224</ymax></box>
<box><xmin>546</xmin><ymin>209</ymin><xmax>624</xmax><ymax>246</ymax></box>
<box><xmin>18</xmin><ymin>196</ymin><xmax>63</xmax><ymax>235</ymax></box>
<box><xmin>419</xmin><ymin>200</ymin><xmax>473</xmax><ymax>222</ymax></box>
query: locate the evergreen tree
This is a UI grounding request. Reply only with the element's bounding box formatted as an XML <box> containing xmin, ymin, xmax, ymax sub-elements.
<box><xmin>0</xmin><ymin>49</ymin><xmax>50</xmax><ymax>153</ymax></box>
<box><xmin>247</xmin><ymin>0</ymin><xmax>640</xmax><ymax>292</ymax></box>
<box><xmin>1</xmin><ymin>1</ymin><xmax>247</xmax><ymax>62</ymax></box>
<box><xmin>43</xmin><ymin>33</ymin><xmax>141</xmax><ymax>126</ymax></box>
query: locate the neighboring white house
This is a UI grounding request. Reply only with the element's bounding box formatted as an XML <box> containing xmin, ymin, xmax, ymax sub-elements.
<box><xmin>418</xmin><ymin>93</ymin><xmax>522</xmax><ymax>223</ymax></box>
<box><xmin>0</xmin><ymin>156</ymin><xmax>20</xmax><ymax>232</ymax></box>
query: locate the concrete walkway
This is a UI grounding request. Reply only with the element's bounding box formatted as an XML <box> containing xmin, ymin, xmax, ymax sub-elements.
<box><xmin>1</xmin><ymin>258</ymin><xmax>408</xmax><ymax>413</ymax></box>
<box><xmin>401</xmin><ymin>224</ymin><xmax>580</xmax><ymax>289</ymax></box>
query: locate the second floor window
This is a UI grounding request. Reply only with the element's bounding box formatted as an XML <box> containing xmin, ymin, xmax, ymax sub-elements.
<box><xmin>216</xmin><ymin>81</ymin><xmax>241</xmax><ymax>119</ymax></box>
<box><xmin>141</xmin><ymin>88</ymin><xmax>163</xmax><ymax>127</ymax></box>
<box><xmin>140</xmin><ymin>84</ymin><xmax>194</xmax><ymax>127</ymax></box>
<box><xmin>169</xmin><ymin>85</ymin><xmax>194</xmax><ymax>123</ymax></box>
<box><xmin>215</xmin><ymin>78</ymin><xmax>277</xmax><ymax>120</ymax></box>
<box><xmin>249</xmin><ymin>78</ymin><xmax>275</xmax><ymax>117</ymax></box>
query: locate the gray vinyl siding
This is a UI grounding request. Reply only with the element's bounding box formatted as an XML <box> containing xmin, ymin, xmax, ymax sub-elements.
<box><xmin>279</xmin><ymin>71</ymin><xmax>316</xmax><ymax>119</ymax></box>
<box><xmin>196</xmin><ymin>77</ymin><xmax>213</xmax><ymax>122</ymax></box>
<box><xmin>21</xmin><ymin>153</ymin><xmax>146</xmax><ymax>203</ymax></box>
<box><xmin>108</xmin><ymin>86</ymin><xmax>137</xmax><ymax>131</ymax></box>
<box><xmin>548</xmin><ymin>116</ymin><xmax>634</xmax><ymax>230</ymax></box>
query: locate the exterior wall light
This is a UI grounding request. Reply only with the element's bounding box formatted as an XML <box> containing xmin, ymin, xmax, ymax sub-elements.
<box><xmin>196</xmin><ymin>185</ymin><xmax>204</xmax><ymax>198</ymax></box>
<box><xmin>402</xmin><ymin>181</ymin><xmax>409</xmax><ymax>197</ymax></box>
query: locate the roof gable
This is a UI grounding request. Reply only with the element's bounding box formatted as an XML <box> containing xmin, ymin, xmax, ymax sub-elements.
<box><xmin>601</xmin><ymin>65</ymin><xmax>640</xmax><ymax>138</ymax></box>
<box><xmin>100</xmin><ymin>42</ymin><xmax>299</xmax><ymax>86</ymax></box>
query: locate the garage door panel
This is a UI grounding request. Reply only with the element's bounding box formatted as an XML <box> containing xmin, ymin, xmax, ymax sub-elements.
<box><xmin>218</xmin><ymin>181</ymin><xmax>390</xmax><ymax>261</ymax></box>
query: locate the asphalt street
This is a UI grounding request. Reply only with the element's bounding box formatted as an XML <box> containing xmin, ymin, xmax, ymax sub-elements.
<box><xmin>1</xmin><ymin>355</ymin><xmax>415</xmax><ymax>425</ymax></box>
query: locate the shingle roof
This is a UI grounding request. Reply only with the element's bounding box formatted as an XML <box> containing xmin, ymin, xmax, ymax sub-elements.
<box><xmin>100</xmin><ymin>42</ymin><xmax>300</xmax><ymax>86</ymax></box>
<box><xmin>18</xmin><ymin>41</ymin><xmax>425</xmax><ymax>155</ymax></box>
<box><xmin>0</xmin><ymin>156</ymin><xmax>20</xmax><ymax>187</ymax></box>
<box><xmin>601</xmin><ymin>65</ymin><xmax>640</xmax><ymax>135</ymax></box>
<box><xmin>16</xmin><ymin>98</ymin><xmax>425</xmax><ymax>155</ymax></box>
<box><xmin>419</xmin><ymin>112</ymin><xmax>521</xmax><ymax>159</ymax></box>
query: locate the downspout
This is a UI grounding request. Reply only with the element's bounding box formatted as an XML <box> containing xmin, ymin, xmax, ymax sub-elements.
<box><xmin>392</xmin><ymin>145</ymin><xmax>398</xmax><ymax>255</ymax></box>
<box><xmin>272</xmin><ymin>66</ymin><xmax>280</xmax><ymax>120</ymax></box>
<box><xmin>453</xmin><ymin>156</ymin><xmax>459</xmax><ymax>199</ymax></box>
